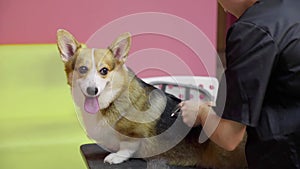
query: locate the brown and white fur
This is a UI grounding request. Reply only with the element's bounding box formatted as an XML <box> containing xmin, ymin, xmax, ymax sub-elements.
<box><xmin>57</xmin><ymin>29</ymin><xmax>247</xmax><ymax>168</ymax></box>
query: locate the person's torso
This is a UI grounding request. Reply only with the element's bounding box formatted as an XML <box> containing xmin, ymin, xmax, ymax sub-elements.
<box><xmin>239</xmin><ymin>0</ymin><xmax>300</xmax><ymax>139</ymax></box>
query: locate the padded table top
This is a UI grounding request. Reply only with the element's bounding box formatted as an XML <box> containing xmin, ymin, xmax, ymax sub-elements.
<box><xmin>80</xmin><ymin>143</ymin><xmax>201</xmax><ymax>169</ymax></box>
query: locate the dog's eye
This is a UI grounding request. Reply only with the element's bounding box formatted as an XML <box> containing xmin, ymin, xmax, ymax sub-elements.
<box><xmin>99</xmin><ymin>67</ymin><xmax>109</xmax><ymax>75</ymax></box>
<box><xmin>78</xmin><ymin>66</ymin><xmax>88</xmax><ymax>74</ymax></box>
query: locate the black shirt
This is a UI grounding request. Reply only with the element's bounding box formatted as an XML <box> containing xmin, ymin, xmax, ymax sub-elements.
<box><xmin>216</xmin><ymin>0</ymin><xmax>300</xmax><ymax>140</ymax></box>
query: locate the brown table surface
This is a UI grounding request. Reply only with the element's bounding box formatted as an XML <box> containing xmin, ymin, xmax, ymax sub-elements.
<box><xmin>80</xmin><ymin>143</ymin><xmax>201</xmax><ymax>169</ymax></box>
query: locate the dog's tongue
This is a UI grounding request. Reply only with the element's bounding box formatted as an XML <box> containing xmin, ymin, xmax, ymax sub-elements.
<box><xmin>84</xmin><ymin>97</ymin><xmax>100</xmax><ymax>114</ymax></box>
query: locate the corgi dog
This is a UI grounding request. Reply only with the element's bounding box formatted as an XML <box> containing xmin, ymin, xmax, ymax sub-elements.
<box><xmin>57</xmin><ymin>29</ymin><xmax>247</xmax><ymax>169</ymax></box>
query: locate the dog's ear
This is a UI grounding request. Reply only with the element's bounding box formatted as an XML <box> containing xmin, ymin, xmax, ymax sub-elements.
<box><xmin>109</xmin><ymin>32</ymin><xmax>131</xmax><ymax>63</ymax></box>
<box><xmin>57</xmin><ymin>29</ymin><xmax>81</xmax><ymax>63</ymax></box>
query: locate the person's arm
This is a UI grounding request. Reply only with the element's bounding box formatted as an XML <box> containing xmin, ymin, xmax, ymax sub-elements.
<box><xmin>180</xmin><ymin>22</ymin><xmax>278</xmax><ymax>150</ymax></box>
<box><xmin>180</xmin><ymin>100</ymin><xmax>246</xmax><ymax>151</ymax></box>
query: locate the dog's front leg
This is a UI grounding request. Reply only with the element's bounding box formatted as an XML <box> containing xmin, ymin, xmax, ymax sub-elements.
<box><xmin>104</xmin><ymin>140</ymin><xmax>140</xmax><ymax>164</ymax></box>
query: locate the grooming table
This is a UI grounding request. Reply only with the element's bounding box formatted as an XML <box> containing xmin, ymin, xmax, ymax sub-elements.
<box><xmin>80</xmin><ymin>143</ymin><xmax>201</xmax><ymax>169</ymax></box>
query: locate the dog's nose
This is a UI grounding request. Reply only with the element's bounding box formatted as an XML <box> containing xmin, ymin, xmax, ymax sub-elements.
<box><xmin>87</xmin><ymin>87</ymin><xmax>98</xmax><ymax>96</ymax></box>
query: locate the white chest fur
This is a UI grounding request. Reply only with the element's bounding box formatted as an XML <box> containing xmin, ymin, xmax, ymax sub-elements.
<box><xmin>81</xmin><ymin>111</ymin><xmax>121</xmax><ymax>152</ymax></box>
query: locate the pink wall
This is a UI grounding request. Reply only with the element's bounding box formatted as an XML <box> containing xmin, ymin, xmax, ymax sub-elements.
<box><xmin>0</xmin><ymin>0</ymin><xmax>218</xmax><ymax>76</ymax></box>
<box><xmin>0</xmin><ymin>0</ymin><xmax>217</xmax><ymax>44</ymax></box>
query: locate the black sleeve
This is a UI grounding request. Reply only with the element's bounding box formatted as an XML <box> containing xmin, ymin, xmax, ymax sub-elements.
<box><xmin>214</xmin><ymin>22</ymin><xmax>278</xmax><ymax>127</ymax></box>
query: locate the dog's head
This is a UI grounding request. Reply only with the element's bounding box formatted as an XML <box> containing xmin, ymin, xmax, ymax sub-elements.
<box><xmin>57</xmin><ymin>29</ymin><xmax>131</xmax><ymax>114</ymax></box>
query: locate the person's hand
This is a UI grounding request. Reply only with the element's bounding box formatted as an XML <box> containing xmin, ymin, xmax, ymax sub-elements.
<box><xmin>179</xmin><ymin>100</ymin><xmax>202</xmax><ymax>127</ymax></box>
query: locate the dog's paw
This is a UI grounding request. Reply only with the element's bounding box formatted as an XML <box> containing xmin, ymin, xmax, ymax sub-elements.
<box><xmin>104</xmin><ymin>153</ymin><xmax>129</xmax><ymax>164</ymax></box>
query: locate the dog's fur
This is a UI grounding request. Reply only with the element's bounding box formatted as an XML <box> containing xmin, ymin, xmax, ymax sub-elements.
<box><xmin>57</xmin><ymin>29</ymin><xmax>247</xmax><ymax>168</ymax></box>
